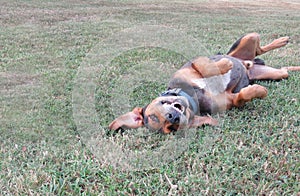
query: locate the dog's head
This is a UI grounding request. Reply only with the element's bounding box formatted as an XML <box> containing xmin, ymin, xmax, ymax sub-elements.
<box><xmin>109</xmin><ymin>89</ymin><xmax>218</xmax><ymax>133</ymax></box>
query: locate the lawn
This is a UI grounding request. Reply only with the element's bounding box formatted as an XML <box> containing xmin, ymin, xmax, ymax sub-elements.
<box><xmin>0</xmin><ymin>0</ymin><xmax>299</xmax><ymax>195</ymax></box>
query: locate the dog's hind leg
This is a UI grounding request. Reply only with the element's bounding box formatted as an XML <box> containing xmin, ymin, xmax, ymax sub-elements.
<box><xmin>281</xmin><ymin>66</ymin><xmax>300</xmax><ymax>71</ymax></box>
<box><xmin>248</xmin><ymin>64</ymin><xmax>300</xmax><ymax>80</ymax></box>
<box><xmin>257</xmin><ymin>36</ymin><xmax>290</xmax><ymax>55</ymax></box>
<box><xmin>227</xmin><ymin>33</ymin><xmax>289</xmax><ymax>60</ymax></box>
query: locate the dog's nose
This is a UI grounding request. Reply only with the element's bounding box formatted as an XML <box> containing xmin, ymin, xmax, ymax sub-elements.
<box><xmin>166</xmin><ymin>111</ymin><xmax>180</xmax><ymax>124</ymax></box>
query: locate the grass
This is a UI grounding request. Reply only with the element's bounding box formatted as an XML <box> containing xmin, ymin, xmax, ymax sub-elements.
<box><xmin>1</xmin><ymin>0</ymin><xmax>300</xmax><ymax>195</ymax></box>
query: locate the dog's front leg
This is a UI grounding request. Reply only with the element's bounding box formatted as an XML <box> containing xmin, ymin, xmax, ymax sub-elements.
<box><xmin>192</xmin><ymin>57</ymin><xmax>233</xmax><ymax>78</ymax></box>
<box><xmin>232</xmin><ymin>84</ymin><xmax>268</xmax><ymax>107</ymax></box>
<box><xmin>189</xmin><ymin>115</ymin><xmax>218</xmax><ymax>128</ymax></box>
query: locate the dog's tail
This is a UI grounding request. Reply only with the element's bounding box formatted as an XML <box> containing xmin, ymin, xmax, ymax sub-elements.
<box><xmin>253</xmin><ymin>58</ymin><xmax>265</xmax><ymax>65</ymax></box>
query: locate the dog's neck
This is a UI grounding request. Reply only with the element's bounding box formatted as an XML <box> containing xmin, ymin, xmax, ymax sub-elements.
<box><xmin>160</xmin><ymin>88</ymin><xmax>199</xmax><ymax>114</ymax></box>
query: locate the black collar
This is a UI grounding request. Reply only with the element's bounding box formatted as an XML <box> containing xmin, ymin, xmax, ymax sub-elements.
<box><xmin>160</xmin><ymin>88</ymin><xmax>199</xmax><ymax>114</ymax></box>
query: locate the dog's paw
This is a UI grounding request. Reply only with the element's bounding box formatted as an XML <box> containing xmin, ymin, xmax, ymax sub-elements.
<box><xmin>239</xmin><ymin>84</ymin><xmax>268</xmax><ymax>102</ymax></box>
<box><xmin>272</xmin><ymin>36</ymin><xmax>289</xmax><ymax>48</ymax></box>
<box><xmin>208</xmin><ymin>116</ymin><xmax>218</xmax><ymax>126</ymax></box>
<box><xmin>216</xmin><ymin>58</ymin><xmax>233</xmax><ymax>74</ymax></box>
<box><xmin>252</xmin><ymin>84</ymin><xmax>268</xmax><ymax>99</ymax></box>
<box><xmin>190</xmin><ymin>115</ymin><xmax>218</xmax><ymax>128</ymax></box>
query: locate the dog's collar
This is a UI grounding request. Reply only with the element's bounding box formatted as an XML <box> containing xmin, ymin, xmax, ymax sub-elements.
<box><xmin>160</xmin><ymin>88</ymin><xmax>199</xmax><ymax>114</ymax></box>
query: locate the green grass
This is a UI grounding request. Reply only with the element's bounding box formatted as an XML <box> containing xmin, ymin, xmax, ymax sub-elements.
<box><xmin>1</xmin><ymin>0</ymin><xmax>300</xmax><ymax>195</ymax></box>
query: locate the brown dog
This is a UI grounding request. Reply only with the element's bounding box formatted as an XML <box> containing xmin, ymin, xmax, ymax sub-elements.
<box><xmin>109</xmin><ymin>33</ymin><xmax>300</xmax><ymax>133</ymax></box>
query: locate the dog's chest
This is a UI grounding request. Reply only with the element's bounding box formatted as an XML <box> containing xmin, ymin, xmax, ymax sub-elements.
<box><xmin>192</xmin><ymin>71</ymin><xmax>232</xmax><ymax>95</ymax></box>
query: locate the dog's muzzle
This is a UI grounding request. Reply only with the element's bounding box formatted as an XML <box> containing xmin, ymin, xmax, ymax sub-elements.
<box><xmin>160</xmin><ymin>88</ymin><xmax>199</xmax><ymax>114</ymax></box>
<box><xmin>165</xmin><ymin>108</ymin><xmax>181</xmax><ymax>124</ymax></box>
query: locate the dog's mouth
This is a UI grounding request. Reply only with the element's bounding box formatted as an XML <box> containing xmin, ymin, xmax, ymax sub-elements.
<box><xmin>167</xmin><ymin>124</ymin><xmax>180</xmax><ymax>133</ymax></box>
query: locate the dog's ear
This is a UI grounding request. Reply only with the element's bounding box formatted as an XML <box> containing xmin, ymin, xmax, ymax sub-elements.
<box><xmin>189</xmin><ymin>115</ymin><xmax>218</xmax><ymax>128</ymax></box>
<box><xmin>109</xmin><ymin>107</ymin><xmax>144</xmax><ymax>131</ymax></box>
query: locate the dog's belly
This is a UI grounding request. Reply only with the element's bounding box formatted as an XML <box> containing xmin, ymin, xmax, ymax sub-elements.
<box><xmin>192</xmin><ymin>55</ymin><xmax>249</xmax><ymax>96</ymax></box>
<box><xmin>192</xmin><ymin>70</ymin><xmax>232</xmax><ymax>95</ymax></box>
<box><xmin>210</xmin><ymin>55</ymin><xmax>249</xmax><ymax>93</ymax></box>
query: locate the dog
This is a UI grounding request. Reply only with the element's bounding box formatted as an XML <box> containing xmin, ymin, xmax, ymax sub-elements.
<box><xmin>109</xmin><ymin>33</ymin><xmax>300</xmax><ymax>134</ymax></box>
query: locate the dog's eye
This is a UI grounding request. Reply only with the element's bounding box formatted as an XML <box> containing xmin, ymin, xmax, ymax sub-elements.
<box><xmin>149</xmin><ymin>114</ymin><xmax>159</xmax><ymax>123</ymax></box>
<box><xmin>160</xmin><ymin>100</ymin><xmax>171</xmax><ymax>105</ymax></box>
